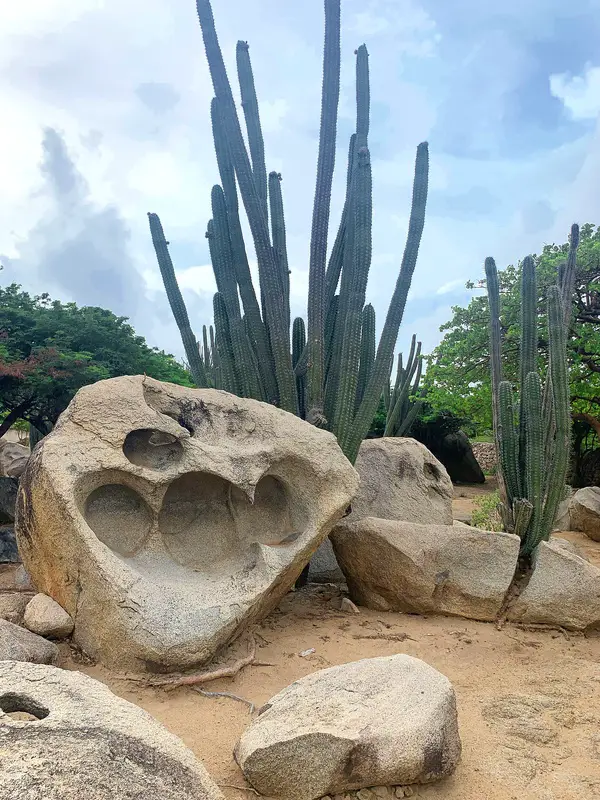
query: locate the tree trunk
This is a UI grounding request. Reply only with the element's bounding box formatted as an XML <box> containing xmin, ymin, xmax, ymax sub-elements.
<box><xmin>0</xmin><ymin>400</ymin><xmax>33</xmax><ymax>439</ymax></box>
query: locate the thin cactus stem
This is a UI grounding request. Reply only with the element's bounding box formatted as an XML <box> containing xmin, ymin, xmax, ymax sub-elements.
<box><xmin>498</xmin><ymin>381</ymin><xmax>520</xmax><ymax>512</ymax></box>
<box><xmin>344</xmin><ymin>142</ymin><xmax>429</xmax><ymax>463</ymax></box>
<box><xmin>385</xmin><ymin>335</ymin><xmax>422</xmax><ymax>437</ymax></box>
<box><xmin>292</xmin><ymin>317</ymin><xmax>307</xmax><ymax>420</ymax></box>
<box><xmin>523</xmin><ymin>370</ymin><xmax>544</xmax><ymax>550</ymax></box>
<box><xmin>213</xmin><ymin>292</ymin><xmax>239</xmax><ymax>394</ymax></box>
<box><xmin>148</xmin><ymin>212</ymin><xmax>208</xmax><ymax>387</ymax></box>
<box><xmin>269</xmin><ymin>171</ymin><xmax>291</xmax><ymax>332</ymax></box>
<box><xmin>236</xmin><ymin>41</ymin><xmax>269</xmax><ymax>226</ymax></box>
<box><xmin>306</xmin><ymin>0</ymin><xmax>341</xmax><ymax>425</ymax></box>
<box><xmin>355</xmin><ymin>44</ymin><xmax>370</xmax><ymax>149</ymax></box>
<box><xmin>519</xmin><ymin>255</ymin><xmax>537</xmax><ymax>497</ymax></box>
<box><xmin>485</xmin><ymin>255</ymin><xmax>507</xmax><ymax>506</ymax></box>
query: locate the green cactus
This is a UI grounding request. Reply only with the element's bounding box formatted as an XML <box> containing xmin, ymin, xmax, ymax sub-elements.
<box><xmin>151</xmin><ymin>0</ymin><xmax>428</xmax><ymax>464</ymax></box>
<box><xmin>486</xmin><ymin>226</ymin><xmax>579</xmax><ymax>556</ymax></box>
<box><xmin>384</xmin><ymin>334</ymin><xmax>424</xmax><ymax>437</ymax></box>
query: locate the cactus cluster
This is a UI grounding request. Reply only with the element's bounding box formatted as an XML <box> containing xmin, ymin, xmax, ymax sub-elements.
<box><xmin>149</xmin><ymin>0</ymin><xmax>429</xmax><ymax>464</ymax></box>
<box><xmin>486</xmin><ymin>225</ymin><xmax>579</xmax><ymax>556</ymax></box>
<box><xmin>384</xmin><ymin>334</ymin><xmax>424</xmax><ymax>437</ymax></box>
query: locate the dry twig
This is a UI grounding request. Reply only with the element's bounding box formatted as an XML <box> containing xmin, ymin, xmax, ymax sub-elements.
<box><xmin>217</xmin><ymin>784</ymin><xmax>259</xmax><ymax>795</ymax></box>
<box><xmin>192</xmin><ymin>687</ymin><xmax>255</xmax><ymax>712</ymax></box>
<box><xmin>352</xmin><ymin>632</ymin><xmax>415</xmax><ymax>642</ymax></box>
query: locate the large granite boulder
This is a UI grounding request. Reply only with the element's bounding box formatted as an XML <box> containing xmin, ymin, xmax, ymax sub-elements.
<box><xmin>508</xmin><ymin>540</ymin><xmax>600</xmax><ymax>631</ymax></box>
<box><xmin>331</xmin><ymin>517</ymin><xmax>520</xmax><ymax>621</ymax></box>
<box><xmin>422</xmin><ymin>430</ymin><xmax>485</xmax><ymax>484</ymax></box>
<box><xmin>16</xmin><ymin>376</ymin><xmax>358</xmax><ymax>671</ymax></box>
<box><xmin>235</xmin><ymin>654</ymin><xmax>461</xmax><ymax>799</ymax></box>
<box><xmin>0</xmin><ymin>440</ymin><xmax>29</xmax><ymax>478</ymax></box>
<box><xmin>0</xmin><ymin>661</ymin><xmax>224</xmax><ymax>799</ymax></box>
<box><xmin>568</xmin><ymin>486</ymin><xmax>600</xmax><ymax>541</ymax></box>
<box><xmin>349</xmin><ymin>438</ymin><xmax>453</xmax><ymax>524</ymax></box>
<box><xmin>0</xmin><ymin>618</ymin><xmax>58</xmax><ymax>663</ymax></box>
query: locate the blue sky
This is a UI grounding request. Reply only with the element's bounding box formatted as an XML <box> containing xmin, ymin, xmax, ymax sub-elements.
<box><xmin>1</xmin><ymin>0</ymin><xmax>599</xmax><ymax>362</ymax></box>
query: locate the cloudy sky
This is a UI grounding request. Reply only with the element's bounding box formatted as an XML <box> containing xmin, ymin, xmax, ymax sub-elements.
<box><xmin>1</xmin><ymin>0</ymin><xmax>599</xmax><ymax>362</ymax></box>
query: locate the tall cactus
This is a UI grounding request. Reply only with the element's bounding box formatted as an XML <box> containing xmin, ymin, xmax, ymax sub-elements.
<box><xmin>486</xmin><ymin>227</ymin><xmax>578</xmax><ymax>556</ymax></box>
<box><xmin>384</xmin><ymin>334</ymin><xmax>424</xmax><ymax>437</ymax></box>
<box><xmin>150</xmin><ymin>0</ymin><xmax>429</xmax><ymax>464</ymax></box>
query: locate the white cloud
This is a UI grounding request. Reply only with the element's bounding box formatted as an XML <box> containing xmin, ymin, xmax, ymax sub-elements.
<box><xmin>550</xmin><ymin>65</ymin><xmax>600</xmax><ymax>120</ymax></box>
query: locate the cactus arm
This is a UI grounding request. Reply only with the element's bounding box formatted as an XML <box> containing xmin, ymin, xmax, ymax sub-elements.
<box><xmin>269</xmin><ymin>171</ymin><xmax>291</xmax><ymax>331</ymax></box>
<box><xmin>306</xmin><ymin>0</ymin><xmax>342</xmax><ymax>424</ymax></box>
<box><xmin>147</xmin><ymin>212</ymin><xmax>208</xmax><ymax>387</ymax></box>
<box><xmin>522</xmin><ymin>371</ymin><xmax>544</xmax><ymax>552</ymax></box>
<box><xmin>292</xmin><ymin>317</ymin><xmax>307</xmax><ymax>420</ymax></box>
<box><xmin>325</xmin><ymin>134</ymin><xmax>356</xmax><ymax>305</ymax></box>
<box><xmin>560</xmin><ymin>223</ymin><xmax>580</xmax><ymax>329</ymax></box>
<box><xmin>213</xmin><ymin>292</ymin><xmax>239</xmax><ymax>394</ymax></box>
<box><xmin>345</xmin><ymin>142</ymin><xmax>429</xmax><ymax>463</ymax></box>
<box><xmin>498</xmin><ymin>381</ymin><xmax>520</xmax><ymax>511</ymax></box>
<box><xmin>356</xmin><ymin>303</ymin><xmax>376</xmax><ymax>410</ymax></box>
<box><xmin>236</xmin><ymin>41</ymin><xmax>269</xmax><ymax>226</ymax></box>
<box><xmin>210</xmin><ymin>97</ymin><xmax>278</xmax><ymax>404</ymax></box>
<box><xmin>196</xmin><ymin>0</ymin><xmax>296</xmax><ymax>413</ymax></box>
<box><xmin>518</xmin><ymin>255</ymin><xmax>537</xmax><ymax>497</ymax></box>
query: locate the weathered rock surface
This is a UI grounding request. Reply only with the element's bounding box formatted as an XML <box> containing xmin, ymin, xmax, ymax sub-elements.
<box><xmin>24</xmin><ymin>593</ymin><xmax>74</xmax><ymax>639</ymax></box>
<box><xmin>0</xmin><ymin>526</ymin><xmax>19</xmax><ymax>563</ymax></box>
<box><xmin>0</xmin><ymin>661</ymin><xmax>224</xmax><ymax>799</ymax></box>
<box><xmin>332</xmin><ymin>517</ymin><xmax>520</xmax><ymax>621</ymax></box>
<box><xmin>568</xmin><ymin>486</ymin><xmax>600</xmax><ymax>541</ymax></box>
<box><xmin>16</xmin><ymin>376</ymin><xmax>358</xmax><ymax>671</ymax></box>
<box><xmin>508</xmin><ymin>540</ymin><xmax>600</xmax><ymax>630</ymax></box>
<box><xmin>0</xmin><ymin>592</ymin><xmax>33</xmax><ymax>624</ymax></box>
<box><xmin>235</xmin><ymin>654</ymin><xmax>461</xmax><ymax>800</ymax></box>
<box><xmin>350</xmin><ymin>439</ymin><xmax>453</xmax><ymax>525</ymax></box>
<box><xmin>308</xmin><ymin>537</ymin><xmax>345</xmax><ymax>584</ymax></box>
<box><xmin>0</xmin><ymin>476</ymin><xmax>18</xmax><ymax>523</ymax></box>
<box><xmin>0</xmin><ymin>618</ymin><xmax>58</xmax><ymax>663</ymax></box>
<box><xmin>0</xmin><ymin>563</ymin><xmax>34</xmax><ymax>592</ymax></box>
<box><xmin>552</xmin><ymin>497</ymin><xmax>571</xmax><ymax>532</ymax></box>
<box><xmin>0</xmin><ymin>440</ymin><xmax>29</xmax><ymax>478</ymax></box>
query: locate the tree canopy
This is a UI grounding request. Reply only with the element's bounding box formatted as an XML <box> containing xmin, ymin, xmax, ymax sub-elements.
<box><xmin>424</xmin><ymin>223</ymin><xmax>600</xmax><ymax>437</ymax></box>
<box><xmin>0</xmin><ymin>283</ymin><xmax>192</xmax><ymax>435</ymax></box>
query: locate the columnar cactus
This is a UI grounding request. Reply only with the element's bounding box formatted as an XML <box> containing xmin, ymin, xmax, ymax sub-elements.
<box><xmin>486</xmin><ymin>225</ymin><xmax>579</xmax><ymax>556</ymax></box>
<box><xmin>384</xmin><ymin>334</ymin><xmax>424</xmax><ymax>437</ymax></box>
<box><xmin>149</xmin><ymin>0</ymin><xmax>429</xmax><ymax>464</ymax></box>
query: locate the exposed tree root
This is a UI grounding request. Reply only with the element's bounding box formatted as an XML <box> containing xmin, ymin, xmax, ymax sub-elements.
<box><xmin>352</xmin><ymin>632</ymin><xmax>415</xmax><ymax>642</ymax></box>
<box><xmin>192</xmin><ymin>687</ymin><xmax>255</xmax><ymax>712</ymax></box>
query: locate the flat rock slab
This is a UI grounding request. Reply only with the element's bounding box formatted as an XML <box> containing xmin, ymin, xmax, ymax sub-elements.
<box><xmin>0</xmin><ymin>661</ymin><xmax>224</xmax><ymax>799</ymax></box>
<box><xmin>569</xmin><ymin>486</ymin><xmax>600</xmax><ymax>541</ymax></box>
<box><xmin>24</xmin><ymin>593</ymin><xmax>74</xmax><ymax>639</ymax></box>
<box><xmin>508</xmin><ymin>540</ymin><xmax>600</xmax><ymax>630</ymax></box>
<box><xmin>0</xmin><ymin>618</ymin><xmax>58</xmax><ymax>663</ymax></box>
<box><xmin>331</xmin><ymin>517</ymin><xmax>520</xmax><ymax>621</ymax></box>
<box><xmin>235</xmin><ymin>654</ymin><xmax>461</xmax><ymax>800</ymax></box>
<box><xmin>16</xmin><ymin>376</ymin><xmax>358</xmax><ymax>671</ymax></box>
<box><xmin>349</xmin><ymin>438</ymin><xmax>453</xmax><ymax>525</ymax></box>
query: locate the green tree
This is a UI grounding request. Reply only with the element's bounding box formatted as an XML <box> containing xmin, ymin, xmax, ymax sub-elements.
<box><xmin>425</xmin><ymin>223</ymin><xmax>600</xmax><ymax>435</ymax></box>
<box><xmin>0</xmin><ymin>284</ymin><xmax>192</xmax><ymax>436</ymax></box>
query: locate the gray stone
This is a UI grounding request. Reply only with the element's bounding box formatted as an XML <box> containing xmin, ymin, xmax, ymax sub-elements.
<box><xmin>16</xmin><ymin>376</ymin><xmax>358</xmax><ymax>671</ymax></box>
<box><xmin>235</xmin><ymin>654</ymin><xmax>461</xmax><ymax>800</ymax></box>
<box><xmin>0</xmin><ymin>618</ymin><xmax>58</xmax><ymax>663</ymax></box>
<box><xmin>569</xmin><ymin>487</ymin><xmax>600</xmax><ymax>541</ymax></box>
<box><xmin>308</xmin><ymin>536</ymin><xmax>345</xmax><ymax>584</ymax></box>
<box><xmin>0</xmin><ymin>661</ymin><xmax>224</xmax><ymax>799</ymax></box>
<box><xmin>508</xmin><ymin>540</ymin><xmax>600</xmax><ymax>631</ymax></box>
<box><xmin>331</xmin><ymin>517</ymin><xmax>520</xmax><ymax>621</ymax></box>
<box><xmin>0</xmin><ymin>440</ymin><xmax>29</xmax><ymax>478</ymax></box>
<box><xmin>551</xmin><ymin>536</ymin><xmax>589</xmax><ymax>561</ymax></box>
<box><xmin>0</xmin><ymin>477</ymin><xmax>18</xmax><ymax>523</ymax></box>
<box><xmin>24</xmin><ymin>593</ymin><xmax>74</xmax><ymax>639</ymax></box>
<box><xmin>0</xmin><ymin>526</ymin><xmax>18</xmax><ymax>563</ymax></box>
<box><xmin>0</xmin><ymin>592</ymin><xmax>33</xmax><ymax>624</ymax></box>
<box><xmin>349</xmin><ymin>438</ymin><xmax>453</xmax><ymax>525</ymax></box>
<box><xmin>552</xmin><ymin>497</ymin><xmax>571</xmax><ymax>532</ymax></box>
<box><xmin>0</xmin><ymin>564</ymin><xmax>34</xmax><ymax>592</ymax></box>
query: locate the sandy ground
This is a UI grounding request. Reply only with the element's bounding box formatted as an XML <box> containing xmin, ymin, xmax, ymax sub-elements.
<box><xmin>59</xmin><ymin>481</ymin><xmax>600</xmax><ymax>800</ymax></box>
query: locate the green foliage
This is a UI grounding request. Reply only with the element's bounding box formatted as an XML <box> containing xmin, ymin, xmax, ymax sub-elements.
<box><xmin>150</xmin><ymin>0</ymin><xmax>429</xmax><ymax>464</ymax></box>
<box><xmin>471</xmin><ymin>490</ymin><xmax>503</xmax><ymax>531</ymax></box>
<box><xmin>486</xmin><ymin>227</ymin><xmax>577</xmax><ymax>556</ymax></box>
<box><xmin>0</xmin><ymin>284</ymin><xmax>192</xmax><ymax>433</ymax></box>
<box><xmin>425</xmin><ymin>223</ymin><xmax>600</xmax><ymax>435</ymax></box>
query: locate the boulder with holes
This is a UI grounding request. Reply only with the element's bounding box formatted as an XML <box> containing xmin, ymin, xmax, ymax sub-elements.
<box><xmin>15</xmin><ymin>376</ymin><xmax>358</xmax><ymax>671</ymax></box>
<box><xmin>0</xmin><ymin>661</ymin><xmax>224</xmax><ymax>799</ymax></box>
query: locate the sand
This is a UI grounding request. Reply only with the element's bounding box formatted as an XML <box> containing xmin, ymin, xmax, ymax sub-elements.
<box><xmin>59</xmin><ymin>482</ymin><xmax>600</xmax><ymax>800</ymax></box>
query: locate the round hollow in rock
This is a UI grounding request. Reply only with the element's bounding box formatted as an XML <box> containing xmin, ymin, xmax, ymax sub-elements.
<box><xmin>0</xmin><ymin>692</ymin><xmax>49</xmax><ymax>720</ymax></box>
<box><xmin>84</xmin><ymin>484</ymin><xmax>152</xmax><ymax>556</ymax></box>
<box><xmin>123</xmin><ymin>429</ymin><xmax>183</xmax><ymax>470</ymax></box>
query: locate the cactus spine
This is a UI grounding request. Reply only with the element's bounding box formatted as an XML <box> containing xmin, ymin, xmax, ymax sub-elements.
<box><xmin>151</xmin><ymin>0</ymin><xmax>428</xmax><ymax>464</ymax></box>
<box><xmin>486</xmin><ymin>227</ymin><xmax>578</xmax><ymax>556</ymax></box>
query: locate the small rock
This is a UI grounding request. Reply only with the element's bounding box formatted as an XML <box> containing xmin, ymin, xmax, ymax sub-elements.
<box><xmin>24</xmin><ymin>593</ymin><xmax>74</xmax><ymax>639</ymax></box>
<box><xmin>299</xmin><ymin>648</ymin><xmax>316</xmax><ymax>658</ymax></box>
<box><xmin>0</xmin><ymin>592</ymin><xmax>33</xmax><ymax>624</ymax></box>
<box><xmin>356</xmin><ymin>791</ymin><xmax>375</xmax><ymax>800</ymax></box>
<box><xmin>394</xmin><ymin>790</ymin><xmax>406</xmax><ymax>799</ymax></box>
<box><xmin>0</xmin><ymin>440</ymin><xmax>29</xmax><ymax>478</ymax></box>
<box><xmin>569</xmin><ymin>487</ymin><xmax>600</xmax><ymax>541</ymax></box>
<box><xmin>370</xmin><ymin>787</ymin><xmax>390</xmax><ymax>798</ymax></box>
<box><xmin>340</xmin><ymin>597</ymin><xmax>360</xmax><ymax>614</ymax></box>
<box><xmin>402</xmin><ymin>790</ymin><xmax>414</xmax><ymax>798</ymax></box>
<box><xmin>235</xmin><ymin>654</ymin><xmax>461</xmax><ymax>800</ymax></box>
<box><xmin>0</xmin><ymin>618</ymin><xmax>58</xmax><ymax>663</ymax></box>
